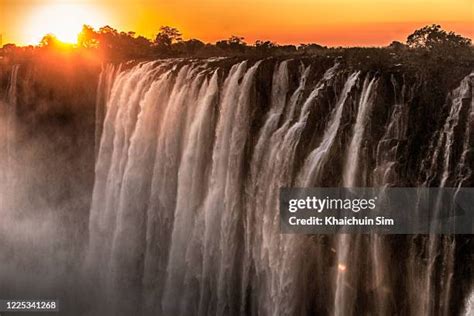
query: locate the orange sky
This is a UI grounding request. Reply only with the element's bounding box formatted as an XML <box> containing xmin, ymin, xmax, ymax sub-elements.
<box><xmin>1</xmin><ymin>0</ymin><xmax>473</xmax><ymax>46</ymax></box>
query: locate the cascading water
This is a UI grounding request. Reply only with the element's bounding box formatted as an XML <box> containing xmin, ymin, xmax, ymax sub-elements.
<box><xmin>416</xmin><ymin>72</ymin><xmax>474</xmax><ymax>316</ymax></box>
<box><xmin>335</xmin><ymin>74</ymin><xmax>378</xmax><ymax>316</ymax></box>
<box><xmin>95</xmin><ymin>64</ymin><xmax>120</xmax><ymax>159</ymax></box>
<box><xmin>1</xmin><ymin>58</ymin><xmax>472</xmax><ymax>316</ymax></box>
<box><xmin>83</xmin><ymin>60</ymin><xmax>474</xmax><ymax>315</ymax></box>
<box><xmin>298</xmin><ymin>71</ymin><xmax>359</xmax><ymax>187</ymax></box>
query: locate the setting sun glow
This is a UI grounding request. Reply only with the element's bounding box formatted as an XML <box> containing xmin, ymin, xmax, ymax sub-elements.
<box><xmin>23</xmin><ymin>3</ymin><xmax>108</xmax><ymax>44</ymax></box>
<box><xmin>2</xmin><ymin>0</ymin><xmax>472</xmax><ymax>46</ymax></box>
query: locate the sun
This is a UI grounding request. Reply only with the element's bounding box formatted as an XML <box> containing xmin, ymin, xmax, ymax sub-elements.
<box><xmin>24</xmin><ymin>2</ymin><xmax>108</xmax><ymax>45</ymax></box>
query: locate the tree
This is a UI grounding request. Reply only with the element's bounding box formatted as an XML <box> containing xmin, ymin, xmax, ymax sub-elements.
<box><xmin>298</xmin><ymin>43</ymin><xmax>326</xmax><ymax>54</ymax></box>
<box><xmin>154</xmin><ymin>26</ymin><xmax>182</xmax><ymax>49</ymax></box>
<box><xmin>39</xmin><ymin>34</ymin><xmax>62</xmax><ymax>48</ymax></box>
<box><xmin>78</xmin><ymin>25</ymin><xmax>99</xmax><ymax>48</ymax></box>
<box><xmin>406</xmin><ymin>24</ymin><xmax>471</xmax><ymax>50</ymax></box>
<box><xmin>2</xmin><ymin>43</ymin><xmax>17</xmax><ymax>51</ymax></box>
<box><xmin>216</xmin><ymin>36</ymin><xmax>247</xmax><ymax>54</ymax></box>
<box><xmin>388</xmin><ymin>41</ymin><xmax>406</xmax><ymax>51</ymax></box>
<box><xmin>173</xmin><ymin>39</ymin><xmax>205</xmax><ymax>55</ymax></box>
<box><xmin>277</xmin><ymin>45</ymin><xmax>297</xmax><ymax>54</ymax></box>
<box><xmin>255</xmin><ymin>40</ymin><xmax>277</xmax><ymax>54</ymax></box>
<box><xmin>77</xmin><ymin>24</ymin><xmax>154</xmax><ymax>59</ymax></box>
<box><xmin>1</xmin><ymin>43</ymin><xmax>20</xmax><ymax>57</ymax></box>
<box><xmin>228</xmin><ymin>35</ymin><xmax>245</xmax><ymax>46</ymax></box>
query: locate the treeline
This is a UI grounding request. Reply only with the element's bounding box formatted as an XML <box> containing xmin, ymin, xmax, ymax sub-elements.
<box><xmin>1</xmin><ymin>25</ymin><xmax>328</xmax><ymax>60</ymax></box>
<box><xmin>1</xmin><ymin>24</ymin><xmax>472</xmax><ymax>64</ymax></box>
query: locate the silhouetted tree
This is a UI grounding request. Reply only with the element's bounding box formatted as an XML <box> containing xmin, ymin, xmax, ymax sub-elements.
<box><xmin>228</xmin><ymin>36</ymin><xmax>245</xmax><ymax>46</ymax></box>
<box><xmin>2</xmin><ymin>43</ymin><xmax>17</xmax><ymax>51</ymax></box>
<box><xmin>406</xmin><ymin>24</ymin><xmax>471</xmax><ymax>50</ymax></box>
<box><xmin>277</xmin><ymin>45</ymin><xmax>297</xmax><ymax>54</ymax></box>
<box><xmin>132</xmin><ymin>36</ymin><xmax>153</xmax><ymax>53</ymax></box>
<box><xmin>76</xmin><ymin>25</ymin><xmax>153</xmax><ymax>59</ymax></box>
<box><xmin>78</xmin><ymin>25</ymin><xmax>100</xmax><ymax>48</ymax></box>
<box><xmin>216</xmin><ymin>36</ymin><xmax>247</xmax><ymax>54</ymax></box>
<box><xmin>154</xmin><ymin>26</ymin><xmax>182</xmax><ymax>53</ymax></box>
<box><xmin>39</xmin><ymin>34</ymin><xmax>62</xmax><ymax>48</ymax></box>
<box><xmin>97</xmin><ymin>26</ymin><xmax>119</xmax><ymax>50</ymax></box>
<box><xmin>173</xmin><ymin>39</ymin><xmax>205</xmax><ymax>55</ymax></box>
<box><xmin>298</xmin><ymin>43</ymin><xmax>325</xmax><ymax>54</ymax></box>
<box><xmin>255</xmin><ymin>40</ymin><xmax>277</xmax><ymax>54</ymax></box>
<box><xmin>388</xmin><ymin>41</ymin><xmax>406</xmax><ymax>50</ymax></box>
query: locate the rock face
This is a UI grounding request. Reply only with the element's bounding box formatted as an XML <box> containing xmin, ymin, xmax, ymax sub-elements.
<box><xmin>0</xmin><ymin>58</ymin><xmax>473</xmax><ymax>315</ymax></box>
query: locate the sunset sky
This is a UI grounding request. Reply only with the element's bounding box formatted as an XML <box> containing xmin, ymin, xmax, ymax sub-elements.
<box><xmin>1</xmin><ymin>0</ymin><xmax>473</xmax><ymax>46</ymax></box>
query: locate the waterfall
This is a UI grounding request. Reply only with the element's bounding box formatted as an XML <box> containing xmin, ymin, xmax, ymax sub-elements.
<box><xmin>334</xmin><ymin>74</ymin><xmax>378</xmax><ymax>316</ymax></box>
<box><xmin>299</xmin><ymin>71</ymin><xmax>359</xmax><ymax>187</ymax></box>
<box><xmin>423</xmin><ymin>73</ymin><xmax>473</xmax><ymax>187</ymax></box>
<box><xmin>416</xmin><ymin>73</ymin><xmax>474</xmax><ymax>316</ymax></box>
<box><xmin>86</xmin><ymin>62</ymin><xmax>170</xmax><ymax>314</ymax></box>
<box><xmin>84</xmin><ymin>59</ymin><xmax>473</xmax><ymax>316</ymax></box>
<box><xmin>464</xmin><ymin>289</ymin><xmax>474</xmax><ymax>316</ymax></box>
<box><xmin>95</xmin><ymin>63</ymin><xmax>120</xmax><ymax>160</ymax></box>
<box><xmin>244</xmin><ymin>61</ymin><xmax>307</xmax><ymax>316</ymax></box>
<box><xmin>453</xmin><ymin>73</ymin><xmax>473</xmax><ymax>189</ymax></box>
<box><xmin>343</xmin><ymin>75</ymin><xmax>377</xmax><ymax>187</ymax></box>
<box><xmin>436</xmin><ymin>76</ymin><xmax>470</xmax><ymax>187</ymax></box>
